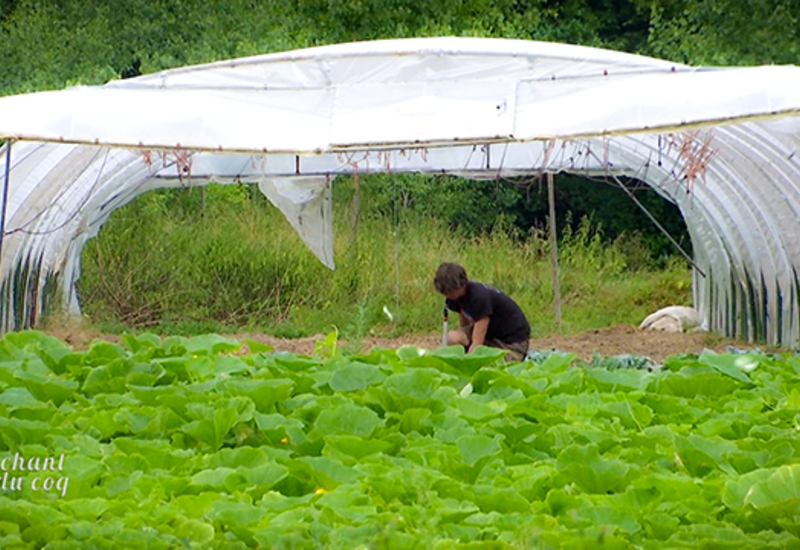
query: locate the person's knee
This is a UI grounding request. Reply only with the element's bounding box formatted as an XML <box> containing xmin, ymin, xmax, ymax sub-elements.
<box><xmin>447</xmin><ymin>330</ymin><xmax>468</xmax><ymax>347</ymax></box>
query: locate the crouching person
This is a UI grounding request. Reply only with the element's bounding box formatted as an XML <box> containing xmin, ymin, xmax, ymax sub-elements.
<box><xmin>434</xmin><ymin>262</ymin><xmax>531</xmax><ymax>362</ymax></box>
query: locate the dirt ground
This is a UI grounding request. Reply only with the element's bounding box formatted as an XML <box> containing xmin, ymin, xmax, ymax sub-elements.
<box><xmin>43</xmin><ymin>322</ymin><xmax>779</xmax><ymax>363</ymax></box>
<box><xmin>235</xmin><ymin>325</ymin><xmax>774</xmax><ymax>363</ymax></box>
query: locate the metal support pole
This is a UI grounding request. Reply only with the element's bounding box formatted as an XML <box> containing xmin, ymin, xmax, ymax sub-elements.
<box><xmin>0</xmin><ymin>140</ymin><xmax>12</xmax><ymax>333</ymax></box>
<box><xmin>547</xmin><ymin>172</ymin><xmax>562</xmax><ymax>331</ymax></box>
<box><xmin>0</xmin><ymin>140</ymin><xmax>12</xmax><ymax>271</ymax></box>
<box><xmin>442</xmin><ymin>304</ymin><xmax>449</xmax><ymax>347</ymax></box>
<box><xmin>611</xmin><ymin>173</ymin><xmax>706</xmax><ymax>278</ymax></box>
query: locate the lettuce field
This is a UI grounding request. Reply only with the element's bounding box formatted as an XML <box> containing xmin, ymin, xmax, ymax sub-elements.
<box><xmin>1</xmin><ymin>331</ymin><xmax>800</xmax><ymax>548</ymax></box>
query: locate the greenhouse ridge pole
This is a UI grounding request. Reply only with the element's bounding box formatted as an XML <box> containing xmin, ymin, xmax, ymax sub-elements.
<box><xmin>547</xmin><ymin>172</ymin><xmax>562</xmax><ymax>332</ymax></box>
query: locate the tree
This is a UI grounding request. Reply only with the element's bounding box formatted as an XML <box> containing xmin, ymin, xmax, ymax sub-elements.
<box><xmin>641</xmin><ymin>0</ymin><xmax>800</xmax><ymax>65</ymax></box>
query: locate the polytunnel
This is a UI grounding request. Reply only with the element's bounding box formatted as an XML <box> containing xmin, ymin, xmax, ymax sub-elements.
<box><xmin>1</xmin><ymin>36</ymin><xmax>800</xmax><ymax>346</ymax></box>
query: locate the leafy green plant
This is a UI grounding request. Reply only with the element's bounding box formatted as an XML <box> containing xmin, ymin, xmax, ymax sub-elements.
<box><xmin>1</xmin><ymin>330</ymin><xmax>800</xmax><ymax>547</ymax></box>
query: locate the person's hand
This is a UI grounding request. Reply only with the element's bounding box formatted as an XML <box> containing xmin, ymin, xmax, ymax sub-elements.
<box><xmin>468</xmin><ymin>317</ymin><xmax>489</xmax><ymax>353</ymax></box>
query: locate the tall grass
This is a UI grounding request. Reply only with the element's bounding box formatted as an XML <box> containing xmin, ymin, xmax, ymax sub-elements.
<box><xmin>76</xmin><ymin>178</ymin><xmax>693</xmax><ymax>338</ymax></box>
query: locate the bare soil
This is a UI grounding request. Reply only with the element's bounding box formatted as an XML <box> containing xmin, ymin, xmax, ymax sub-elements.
<box><xmin>43</xmin><ymin>322</ymin><xmax>778</xmax><ymax>363</ymax></box>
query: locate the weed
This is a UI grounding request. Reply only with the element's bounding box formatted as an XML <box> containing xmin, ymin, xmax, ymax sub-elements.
<box><xmin>702</xmin><ymin>331</ymin><xmax>724</xmax><ymax>348</ymax></box>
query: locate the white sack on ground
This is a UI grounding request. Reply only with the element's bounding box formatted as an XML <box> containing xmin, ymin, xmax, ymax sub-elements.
<box><xmin>639</xmin><ymin>306</ymin><xmax>702</xmax><ymax>333</ymax></box>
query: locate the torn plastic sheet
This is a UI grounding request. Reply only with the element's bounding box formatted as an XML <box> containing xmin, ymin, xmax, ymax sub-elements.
<box><xmin>257</xmin><ymin>176</ymin><xmax>334</xmax><ymax>269</ymax></box>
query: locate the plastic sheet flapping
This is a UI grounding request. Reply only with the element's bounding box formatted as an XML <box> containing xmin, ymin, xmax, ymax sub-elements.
<box><xmin>257</xmin><ymin>176</ymin><xmax>334</xmax><ymax>270</ymax></box>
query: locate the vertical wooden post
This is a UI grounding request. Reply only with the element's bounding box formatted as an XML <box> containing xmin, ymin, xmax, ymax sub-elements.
<box><xmin>547</xmin><ymin>172</ymin><xmax>562</xmax><ymax>331</ymax></box>
<box><xmin>350</xmin><ymin>170</ymin><xmax>360</xmax><ymax>244</ymax></box>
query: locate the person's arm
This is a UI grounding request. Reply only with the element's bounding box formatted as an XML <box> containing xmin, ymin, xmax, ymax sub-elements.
<box><xmin>458</xmin><ymin>312</ymin><xmax>470</xmax><ymax>327</ymax></box>
<box><xmin>467</xmin><ymin>317</ymin><xmax>489</xmax><ymax>353</ymax></box>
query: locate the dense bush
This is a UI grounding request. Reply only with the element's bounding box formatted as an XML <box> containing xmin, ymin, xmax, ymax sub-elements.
<box><xmin>356</xmin><ymin>173</ymin><xmax>690</xmax><ymax>266</ymax></box>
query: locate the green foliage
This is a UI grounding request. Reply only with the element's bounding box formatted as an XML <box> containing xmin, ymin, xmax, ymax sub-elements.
<box><xmin>77</xmin><ymin>184</ymin><xmax>316</xmax><ymax>330</ymax></box>
<box><xmin>357</xmin><ymin>174</ymin><xmax>690</xmax><ymax>264</ymax></box>
<box><xmin>0</xmin><ymin>0</ymin><xmax>308</xmax><ymax>93</ymax></box>
<box><xmin>76</xmin><ymin>178</ymin><xmax>693</xmax><ymax>337</ymax></box>
<box><xmin>1</xmin><ymin>330</ymin><xmax>800</xmax><ymax>547</ymax></box>
<box><xmin>3</xmin><ymin>0</ymin><xmax>798</xmax><ymax>97</ymax></box>
<box><xmin>358</xmin><ymin>174</ymin><xmax>528</xmax><ymax>238</ymax></box>
<box><xmin>644</xmin><ymin>0</ymin><xmax>800</xmax><ymax>66</ymax></box>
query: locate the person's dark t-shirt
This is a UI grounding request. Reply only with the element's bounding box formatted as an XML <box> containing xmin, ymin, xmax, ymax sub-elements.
<box><xmin>445</xmin><ymin>281</ymin><xmax>530</xmax><ymax>343</ymax></box>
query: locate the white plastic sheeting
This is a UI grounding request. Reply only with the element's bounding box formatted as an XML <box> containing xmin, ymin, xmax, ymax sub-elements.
<box><xmin>257</xmin><ymin>176</ymin><xmax>334</xmax><ymax>269</ymax></box>
<box><xmin>0</xmin><ymin>37</ymin><xmax>800</xmax><ymax>346</ymax></box>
